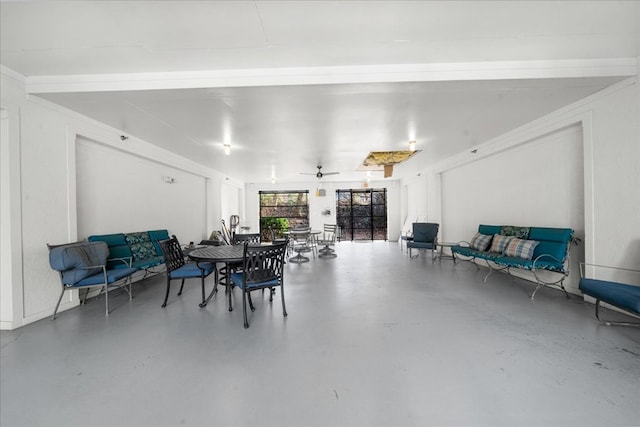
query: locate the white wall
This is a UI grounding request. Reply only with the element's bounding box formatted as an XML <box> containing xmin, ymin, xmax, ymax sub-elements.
<box><xmin>1</xmin><ymin>107</ymin><xmax>21</xmax><ymax>326</ymax></box>
<box><xmin>76</xmin><ymin>136</ymin><xmax>208</xmax><ymax>243</ymax></box>
<box><xmin>0</xmin><ymin>70</ymin><xmax>228</xmax><ymax>329</ymax></box>
<box><xmin>220</xmin><ymin>181</ymin><xmax>242</xmax><ymax>232</ymax></box>
<box><xmin>245</xmin><ymin>180</ymin><xmax>401</xmax><ymax>240</ymax></box>
<box><xmin>441</xmin><ymin>125</ymin><xmax>584</xmax><ymax>242</ymax></box>
<box><xmin>441</xmin><ymin>125</ymin><xmax>585</xmax><ymax>292</ymax></box>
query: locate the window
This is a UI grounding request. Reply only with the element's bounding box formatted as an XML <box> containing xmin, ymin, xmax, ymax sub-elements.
<box><xmin>259</xmin><ymin>190</ymin><xmax>309</xmax><ymax>241</ymax></box>
<box><xmin>336</xmin><ymin>189</ymin><xmax>387</xmax><ymax>241</ymax></box>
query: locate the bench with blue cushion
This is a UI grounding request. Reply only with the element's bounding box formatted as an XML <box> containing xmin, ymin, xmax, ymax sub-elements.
<box><xmin>88</xmin><ymin>229</ymin><xmax>170</xmax><ymax>272</ymax></box>
<box><xmin>48</xmin><ymin>240</ymin><xmax>138</xmax><ymax>318</ymax></box>
<box><xmin>451</xmin><ymin>224</ymin><xmax>576</xmax><ymax>299</ymax></box>
<box><xmin>578</xmin><ymin>263</ymin><xmax>640</xmax><ymax>326</ymax></box>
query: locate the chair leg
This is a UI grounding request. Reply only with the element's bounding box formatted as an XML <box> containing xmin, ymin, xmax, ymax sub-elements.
<box><xmin>177</xmin><ymin>279</ymin><xmax>185</xmax><ymax>296</ymax></box>
<box><xmin>281</xmin><ymin>285</ymin><xmax>287</xmax><ymax>317</ymax></box>
<box><xmin>104</xmin><ymin>284</ymin><xmax>109</xmax><ymax>317</ymax></box>
<box><xmin>248</xmin><ymin>292</ymin><xmax>255</xmax><ymax>312</ymax></box>
<box><xmin>200</xmin><ymin>274</ymin><xmax>206</xmax><ymax>305</ymax></box>
<box><xmin>51</xmin><ymin>288</ymin><xmax>66</xmax><ymax>320</ymax></box>
<box><xmin>242</xmin><ymin>290</ymin><xmax>249</xmax><ymax>329</ymax></box>
<box><xmin>161</xmin><ymin>278</ymin><xmax>171</xmax><ymax>308</ymax></box>
<box><xmin>81</xmin><ymin>288</ymin><xmax>90</xmax><ymax>304</ymax></box>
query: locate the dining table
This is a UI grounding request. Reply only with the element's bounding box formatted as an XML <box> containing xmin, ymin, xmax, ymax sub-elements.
<box><xmin>188</xmin><ymin>244</ymin><xmax>244</xmax><ymax>311</ymax></box>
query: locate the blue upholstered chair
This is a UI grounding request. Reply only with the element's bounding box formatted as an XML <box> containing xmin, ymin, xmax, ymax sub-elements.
<box><xmin>230</xmin><ymin>241</ymin><xmax>288</xmax><ymax>329</ymax></box>
<box><xmin>407</xmin><ymin>223</ymin><xmax>439</xmax><ymax>259</ymax></box>
<box><xmin>47</xmin><ymin>240</ymin><xmax>138</xmax><ymax>319</ymax></box>
<box><xmin>158</xmin><ymin>237</ymin><xmax>215</xmax><ymax>308</ymax></box>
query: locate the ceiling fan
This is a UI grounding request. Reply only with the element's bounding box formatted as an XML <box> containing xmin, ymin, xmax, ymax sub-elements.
<box><xmin>301</xmin><ymin>165</ymin><xmax>340</xmax><ymax>179</ymax></box>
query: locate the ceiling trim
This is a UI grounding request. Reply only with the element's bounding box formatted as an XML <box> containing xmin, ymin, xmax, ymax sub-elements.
<box><xmin>24</xmin><ymin>58</ymin><xmax>638</xmax><ymax>94</ymax></box>
<box><xmin>1</xmin><ymin>65</ymin><xmax>26</xmax><ymax>86</ymax></box>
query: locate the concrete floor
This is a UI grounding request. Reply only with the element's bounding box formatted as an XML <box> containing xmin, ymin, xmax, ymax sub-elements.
<box><xmin>1</xmin><ymin>242</ymin><xmax>639</xmax><ymax>427</ymax></box>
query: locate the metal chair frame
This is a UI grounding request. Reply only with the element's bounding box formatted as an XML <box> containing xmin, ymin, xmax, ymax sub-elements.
<box><xmin>317</xmin><ymin>224</ymin><xmax>338</xmax><ymax>258</ymax></box>
<box><xmin>232</xmin><ymin>241</ymin><xmax>288</xmax><ymax>328</ymax></box>
<box><xmin>407</xmin><ymin>222</ymin><xmax>439</xmax><ymax>260</ymax></box>
<box><xmin>579</xmin><ymin>262</ymin><xmax>640</xmax><ymax>327</ymax></box>
<box><xmin>158</xmin><ymin>237</ymin><xmax>214</xmax><ymax>308</ymax></box>
<box><xmin>47</xmin><ymin>241</ymin><xmax>135</xmax><ymax>319</ymax></box>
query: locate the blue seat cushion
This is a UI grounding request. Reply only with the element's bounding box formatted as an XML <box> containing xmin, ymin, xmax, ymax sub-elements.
<box><xmin>168</xmin><ymin>262</ymin><xmax>214</xmax><ymax>279</ymax></box>
<box><xmin>451</xmin><ymin>246</ymin><xmax>501</xmax><ymax>261</ymax></box>
<box><xmin>495</xmin><ymin>256</ymin><xmax>534</xmax><ymax>270</ymax></box>
<box><xmin>74</xmin><ymin>267</ymin><xmax>138</xmax><ymax>287</ymax></box>
<box><xmin>230</xmin><ymin>272</ymin><xmax>279</xmax><ymax>289</ymax></box>
<box><xmin>579</xmin><ymin>278</ymin><xmax>640</xmax><ymax>314</ymax></box>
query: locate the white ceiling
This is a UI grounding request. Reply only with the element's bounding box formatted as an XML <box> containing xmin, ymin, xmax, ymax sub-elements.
<box><xmin>2</xmin><ymin>1</ymin><xmax>638</xmax><ymax>183</ymax></box>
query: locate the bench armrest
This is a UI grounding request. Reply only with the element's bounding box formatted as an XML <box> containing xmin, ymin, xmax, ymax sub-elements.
<box><xmin>579</xmin><ymin>262</ymin><xmax>640</xmax><ymax>278</ymax></box>
<box><xmin>73</xmin><ymin>264</ymin><xmax>106</xmax><ymax>270</ymax></box>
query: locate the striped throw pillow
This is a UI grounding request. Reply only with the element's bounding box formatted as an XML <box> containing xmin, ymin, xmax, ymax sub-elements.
<box><xmin>503</xmin><ymin>238</ymin><xmax>540</xmax><ymax>259</ymax></box>
<box><xmin>490</xmin><ymin>234</ymin><xmax>514</xmax><ymax>253</ymax></box>
<box><xmin>469</xmin><ymin>232</ymin><xmax>492</xmax><ymax>251</ymax></box>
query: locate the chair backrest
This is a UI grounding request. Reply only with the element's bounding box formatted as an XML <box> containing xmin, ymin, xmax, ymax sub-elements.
<box><xmin>241</xmin><ymin>241</ymin><xmax>287</xmax><ymax>286</ymax></box>
<box><xmin>48</xmin><ymin>241</ymin><xmax>109</xmax><ymax>286</ymax></box>
<box><xmin>412</xmin><ymin>223</ymin><xmax>439</xmax><ymax>244</ymax></box>
<box><xmin>322</xmin><ymin>224</ymin><xmax>337</xmax><ymax>242</ymax></box>
<box><xmin>289</xmin><ymin>226</ymin><xmax>311</xmax><ymax>241</ymax></box>
<box><xmin>233</xmin><ymin>233</ymin><xmax>261</xmax><ymax>245</ymax></box>
<box><xmin>158</xmin><ymin>237</ymin><xmax>186</xmax><ymax>273</ymax></box>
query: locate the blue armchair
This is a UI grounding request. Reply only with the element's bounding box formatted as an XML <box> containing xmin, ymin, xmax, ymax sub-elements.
<box><xmin>47</xmin><ymin>240</ymin><xmax>138</xmax><ymax>319</ymax></box>
<box><xmin>407</xmin><ymin>222</ymin><xmax>439</xmax><ymax>259</ymax></box>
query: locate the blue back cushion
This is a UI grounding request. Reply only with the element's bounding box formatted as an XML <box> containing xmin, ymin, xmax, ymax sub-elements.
<box><xmin>88</xmin><ymin>233</ymin><xmax>127</xmax><ymax>246</ymax></box>
<box><xmin>412</xmin><ymin>223</ymin><xmax>439</xmax><ymax>243</ymax></box>
<box><xmin>89</xmin><ymin>233</ymin><xmax>132</xmax><ymax>268</ymax></box>
<box><xmin>148</xmin><ymin>229</ymin><xmax>170</xmax><ymax>255</ymax></box>
<box><xmin>529</xmin><ymin>227</ymin><xmax>573</xmax><ymax>261</ymax></box>
<box><xmin>49</xmin><ymin>241</ymin><xmax>109</xmax><ymax>285</ymax></box>
<box><xmin>478</xmin><ymin>224</ymin><xmax>501</xmax><ymax>235</ymax></box>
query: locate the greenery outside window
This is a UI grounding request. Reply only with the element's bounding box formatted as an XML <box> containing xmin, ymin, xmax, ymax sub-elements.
<box><xmin>259</xmin><ymin>190</ymin><xmax>309</xmax><ymax>241</ymax></box>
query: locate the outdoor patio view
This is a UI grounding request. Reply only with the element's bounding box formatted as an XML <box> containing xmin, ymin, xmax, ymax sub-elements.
<box><xmin>336</xmin><ymin>189</ymin><xmax>387</xmax><ymax>241</ymax></box>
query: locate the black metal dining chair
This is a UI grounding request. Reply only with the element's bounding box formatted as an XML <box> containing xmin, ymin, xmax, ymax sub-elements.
<box><xmin>158</xmin><ymin>237</ymin><xmax>215</xmax><ymax>307</ymax></box>
<box><xmin>222</xmin><ymin>233</ymin><xmax>262</xmax><ymax>284</ymax></box>
<box><xmin>230</xmin><ymin>241</ymin><xmax>288</xmax><ymax>329</ymax></box>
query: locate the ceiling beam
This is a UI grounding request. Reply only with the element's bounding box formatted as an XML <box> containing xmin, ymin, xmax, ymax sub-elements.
<box><xmin>25</xmin><ymin>58</ymin><xmax>638</xmax><ymax>94</ymax></box>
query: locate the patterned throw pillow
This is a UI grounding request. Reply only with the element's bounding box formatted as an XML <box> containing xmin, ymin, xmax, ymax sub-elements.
<box><xmin>490</xmin><ymin>234</ymin><xmax>514</xmax><ymax>253</ymax></box>
<box><xmin>125</xmin><ymin>232</ymin><xmax>150</xmax><ymax>245</ymax></box>
<box><xmin>469</xmin><ymin>232</ymin><xmax>492</xmax><ymax>251</ymax></box>
<box><xmin>129</xmin><ymin>241</ymin><xmax>157</xmax><ymax>262</ymax></box>
<box><xmin>500</xmin><ymin>226</ymin><xmax>530</xmax><ymax>239</ymax></box>
<box><xmin>503</xmin><ymin>238</ymin><xmax>540</xmax><ymax>260</ymax></box>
